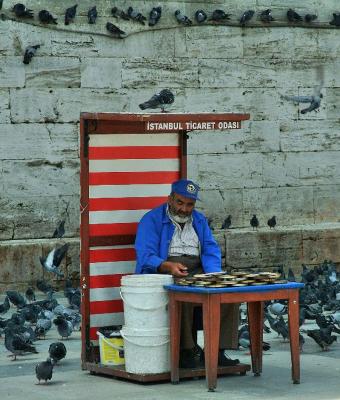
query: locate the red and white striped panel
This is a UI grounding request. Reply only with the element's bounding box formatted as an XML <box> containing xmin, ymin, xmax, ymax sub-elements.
<box><xmin>88</xmin><ymin>133</ymin><xmax>181</xmax><ymax>341</ymax></box>
<box><xmin>89</xmin><ymin>245</ymin><xmax>135</xmax><ymax>341</ymax></box>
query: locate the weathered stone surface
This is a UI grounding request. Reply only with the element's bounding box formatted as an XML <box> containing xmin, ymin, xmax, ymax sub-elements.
<box><xmin>0</xmin><ymin>90</ymin><xmax>11</xmax><ymax>123</ymax></box>
<box><xmin>183</xmin><ymin>88</ymin><xmax>297</xmax><ymax>120</ymax></box>
<box><xmin>187</xmin><ymin>120</ymin><xmax>280</xmax><ymax>154</ymax></box>
<box><xmin>81</xmin><ymin>58</ymin><xmax>122</xmax><ymax>88</ymax></box>
<box><xmin>326</xmin><ymin>88</ymin><xmax>340</xmax><ymax>120</ymax></box>
<box><xmin>25</xmin><ymin>57</ymin><xmax>81</xmax><ymax>88</ymax></box>
<box><xmin>243</xmin><ymin>186</ymin><xmax>314</xmax><ymax>227</ymax></box>
<box><xmin>262</xmin><ymin>151</ymin><xmax>340</xmax><ymax>187</ymax></box>
<box><xmin>313</xmin><ymin>185</ymin><xmax>340</xmax><ymax>223</ymax></box>
<box><xmin>0</xmin><ymin>238</ymin><xmax>80</xmax><ymax>291</ymax></box>
<box><xmin>196</xmin><ymin>189</ymin><xmax>244</xmax><ymax>229</ymax></box>
<box><xmin>1</xmin><ymin>159</ymin><xmax>79</xmax><ymax>197</ymax></box>
<box><xmin>0</xmin><ymin>57</ymin><xmax>25</xmax><ymax>88</ymax></box>
<box><xmin>10</xmin><ymin>88</ymin><xmax>129</xmax><ymax>122</ymax></box>
<box><xmin>174</xmin><ymin>26</ymin><xmax>243</xmax><ymax>59</ymax></box>
<box><xmin>122</xmin><ymin>58</ymin><xmax>199</xmax><ymax>88</ymax></box>
<box><xmin>225</xmin><ymin>229</ymin><xmax>303</xmax><ymax>269</ymax></box>
<box><xmin>0</xmin><ymin>123</ymin><xmax>78</xmax><ymax>160</ymax></box>
<box><xmin>0</xmin><ymin>194</ymin><xmax>80</xmax><ymax>240</ymax></box>
<box><xmin>188</xmin><ymin>153</ymin><xmax>263</xmax><ymax>189</ymax></box>
<box><xmin>302</xmin><ymin>227</ymin><xmax>340</xmax><ymax>264</ymax></box>
<box><xmin>280</xmin><ymin>120</ymin><xmax>340</xmax><ymax>152</ymax></box>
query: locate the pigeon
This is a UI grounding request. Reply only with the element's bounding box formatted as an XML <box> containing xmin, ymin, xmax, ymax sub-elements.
<box><xmin>23</xmin><ymin>45</ymin><xmax>40</xmax><ymax>65</ymax></box>
<box><xmin>307</xmin><ymin>327</ymin><xmax>337</xmax><ymax>351</ymax></box>
<box><xmin>304</xmin><ymin>14</ymin><xmax>317</xmax><ymax>23</ymax></box>
<box><xmin>38</xmin><ymin>10</ymin><xmax>58</xmax><ymax>24</ymax></box>
<box><xmin>52</xmin><ymin>220</ymin><xmax>66</xmax><ymax>239</ymax></box>
<box><xmin>139</xmin><ymin>89</ymin><xmax>175</xmax><ymax>112</ymax></box>
<box><xmin>53</xmin><ymin>316</ymin><xmax>73</xmax><ymax>339</ymax></box>
<box><xmin>65</xmin><ymin>4</ymin><xmax>77</xmax><ymax>25</ymax></box>
<box><xmin>267</xmin><ymin>216</ymin><xmax>276</xmax><ymax>229</ymax></box>
<box><xmin>240</xmin><ymin>10</ymin><xmax>255</xmax><ymax>26</ymax></box>
<box><xmin>239</xmin><ymin>329</ymin><xmax>271</xmax><ymax>351</ymax></box>
<box><xmin>39</xmin><ymin>243</ymin><xmax>68</xmax><ymax>277</ymax></box>
<box><xmin>35</xmin><ymin>318</ymin><xmax>52</xmax><ymax>338</ymax></box>
<box><xmin>195</xmin><ymin>10</ymin><xmax>207</xmax><ymax>23</ymax></box>
<box><xmin>149</xmin><ymin>6</ymin><xmax>162</xmax><ymax>27</ymax></box>
<box><xmin>211</xmin><ymin>9</ymin><xmax>231</xmax><ymax>22</ymax></box>
<box><xmin>49</xmin><ymin>342</ymin><xmax>67</xmax><ymax>364</ymax></box>
<box><xmin>282</xmin><ymin>66</ymin><xmax>324</xmax><ymax>114</ymax></box>
<box><xmin>260</xmin><ymin>9</ymin><xmax>275</xmax><ymax>23</ymax></box>
<box><xmin>106</xmin><ymin>22</ymin><xmax>126</xmax><ymax>38</ymax></box>
<box><xmin>25</xmin><ymin>287</ymin><xmax>36</xmax><ymax>302</ymax></box>
<box><xmin>0</xmin><ymin>0</ymin><xmax>3</xmax><ymax>10</ymax></box>
<box><xmin>0</xmin><ymin>296</ymin><xmax>10</xmax><ymax>314</ymax></box>
<box><xmin>36</xmin><ymin>358</ymin><xmax>53</xmax><ymax>383</ymax></box>
<box><xmin>4</xmin><ymin>327</ymin><xmax>38</xmax><ymax>360</ymax></box>
<box><xmin>269</xmin><ymin>302</ymin><xmax>287</xmax><ymax>317</ymax></box>
<box><xmin>36</xmin><ymin>279</ymin><xmax>56</xmax><ymax>296</ymax></box>
<box><xmin>127</xmin><ymin>7</ymin><xmax>147</xmax><ymax>25</ymax></box>
<box><xmin>221</xmin><ymin>215</ymin><xmax>232</xmax><ymax>229</ymax></box>
<box><xmin>250</xmin><ymin>214</ymin><xmax>259</xmax><ymax>230</ymax></box>
<box><xmin>87</xmin><ymin>6</ymin><xmax>97</xmax><ymax>24</ymax></box>
<box><xmin>111</xmin><ymin>7</ymin><xmax>130</xmax><ymax>20</ymax></box>
<box><xmin>329</xmin><ymin>13</ymin><xmax>340</xmax><ymax>27</ymax></box>
<box><xmin>288</xmin><ymin>268</ymin><xmax>296</xmax><ymax>282</ymax></box>
<box><xmin>299</xmin><ymin>332</ymin><xmax>305</xmax><ymax>351</ymax></box>
<box><xmin>174</xmin><ymin>10</ymin><xmax>192</xmax><ymax>26</ymax></box>
<box><xmin>12</xmin><ymin>3</ymin><xmax>33</xmax><ymax>18</ymax></box>
<box><xmin>6</xmin><ymin>291</ymin><xmax>26</xmax><ymax>308</ymax></box>
<box><xmin>287</xmin><ymin>9</ymin><xmax>303</xmax><ymax>22</ymax></box>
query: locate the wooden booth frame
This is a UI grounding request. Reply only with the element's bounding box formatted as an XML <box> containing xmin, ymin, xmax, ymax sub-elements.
<box><xmin>80</xmin><ymin>112</ymin><xmax>250</xmax><ymax>382</ymax></box>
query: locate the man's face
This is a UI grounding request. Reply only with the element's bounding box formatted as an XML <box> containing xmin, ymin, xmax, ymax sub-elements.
<box><xmin>168</xmin><ymin>192</ymin><xmax>196</xmax><ymax>220</ymax></box>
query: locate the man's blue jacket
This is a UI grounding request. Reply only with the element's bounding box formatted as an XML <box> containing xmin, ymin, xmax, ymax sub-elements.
<box><xmin>135</xmin><ymin>203</ymin><xmax>221</xmax><ymax>274</ymax></box>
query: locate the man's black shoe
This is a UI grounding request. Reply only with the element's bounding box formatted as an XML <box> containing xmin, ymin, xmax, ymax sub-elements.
<box><xmin>218</xmin><ymin>350</ymin><xmax>240</xmax><ymax>367</ymax></box>
<box><xmin>180</xmin><ymin>348</ymin><xmax>204</xmax><ymax>369</ymax></box>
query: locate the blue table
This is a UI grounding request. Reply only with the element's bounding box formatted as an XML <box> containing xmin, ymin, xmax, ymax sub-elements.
<box><xmin>165</xmin><ymin>282</ymin><xmax>304</xmax><ymax>391</ymax></box>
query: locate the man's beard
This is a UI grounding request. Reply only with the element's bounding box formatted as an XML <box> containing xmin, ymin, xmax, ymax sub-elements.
<box><xmin>169</xmin><ymin>205</ymin><xmax>191</xmax><ymax>223</ymax></box>
<box><xmin>172</xmin><ymin>213</ymin><xmax>190</xmax><ymax>223</ymax></box>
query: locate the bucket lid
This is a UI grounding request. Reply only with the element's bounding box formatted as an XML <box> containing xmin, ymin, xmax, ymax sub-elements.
<box><xmin>121</xmin><ymin>274</ymin><xmax>173</xmax><ymax>286</ymax></box>
<box><xmin>121</xmin><ymin>326</ymin><xmax>170</xmax><ymax>336</ymax></box>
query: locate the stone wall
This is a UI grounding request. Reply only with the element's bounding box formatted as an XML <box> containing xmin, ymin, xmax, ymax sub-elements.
<box><xmin>1</xmin><ymin>0</ymin><xmax>340</xmax><ymax>288</ymax></box>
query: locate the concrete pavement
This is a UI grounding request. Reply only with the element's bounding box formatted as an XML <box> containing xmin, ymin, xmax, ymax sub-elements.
<box><xmin>1</xmin><ymin>301</ymin><xmax>339</xmax><ymax>400</ymax></box>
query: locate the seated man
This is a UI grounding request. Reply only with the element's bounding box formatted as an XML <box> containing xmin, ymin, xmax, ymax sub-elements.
<box><xmin>135</xmin><ymin>179</ymin><xmax>239</xmax><ymax>368</ymax></box>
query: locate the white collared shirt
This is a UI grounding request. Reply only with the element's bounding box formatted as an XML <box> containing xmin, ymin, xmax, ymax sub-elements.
<box><xmin>167</xmin><ymin>206</ymin><xmax>200</xmax><ymax>256</ymax></box>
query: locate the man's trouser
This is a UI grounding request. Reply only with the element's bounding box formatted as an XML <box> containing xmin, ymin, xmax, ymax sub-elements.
<box><xmin>167</xmin><ymin>255</ymin><xmax>239</xmax><ymax>350</ymax></box>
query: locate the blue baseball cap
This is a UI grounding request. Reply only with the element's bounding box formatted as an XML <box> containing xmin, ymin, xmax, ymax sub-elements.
<box><xmin>171</xmin><ymin>179</ymin><xmax>200</xmax><ymax>201</ymax></box>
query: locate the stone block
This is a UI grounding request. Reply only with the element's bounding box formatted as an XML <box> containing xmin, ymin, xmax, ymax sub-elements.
<box><xmin>122</xmin><ymin>58</ymin><xmax>199</xmax><ymax>88</ymax></box>
<box><xmin>10</xmin><ymin>88</ymin><xmax>129</xmax><ymax>123</ymax></box>
<box><xmin>196</xmin><ymin>189</ymin><xmax>244</xmax><ymax>230</ymax></box>
<box><xmin>302</xmin><ymin>226</ymin><xmax>340</xmax><ymax>264</ymax></box>
<box><xmin>0</xmin><ymin>90</ymin><xmax>11</xmax><ymax>123</ymax></box>
<box><xmin>81</xmin><ymin>58</ymin><xmax>122</xmax><ymax>89</ymax></box>
<box><xmin>262</xmin><ymin>152</ymin><xmax>340</xmax><ymax>187</ymax></box>
<box><xmin>0</xmin><ymin>123</ymin><xmax>78</xmax><ymax>160</ymax></box>
<box><xmin>188</xmin><ymin>153</ymin><xmax>263</xmax><ymax>189</ymax></box>
<box><xmin>0</xmin><ymin>194</ymin><xmax>80</xmax><ymax>240</ymax></box>
<box><xmin>313</xmin><ymin>185</ymin><xmax>340</xmax><ymax>223</ymax></box>
<box><xmin>243</xmin><ymin>186</ymin><xmax>314</xmax><ymax>227</ymax></box>
<box><xmin>280</xmin><ymin>120</ymin><xmax>340</xmax><ymax>152</ymax></box>
<box><xmin>187</xmin><ymin>120</ymin><xmax>280</xmax><ymax>154</ymax></box>
<box><xmin>225</xmin><ymin>228</ymin><xmax>303</xmax><ymax>269</ymax></box>
<box><xmin>25</xmin><ymin>57</ymin><xmax>81</xmax><ymax>88</ymax></box>
<box><xmin>0</xmin><ymin>57</ymin><xmax>25</xmax><ymax>88</ymax></box>
<box><xmin>0</xmin><ymin>238</ymin><xmax>80</xmax><ymax>291</ymax></box>
<box><xmin>1</xmin><ymin>159</ymin><xmax>79</xmax><ymax>197</ymax></box>
<box><xmin>174</xmin><ymin>26</ymin><xmax>243</xmax><ymax>59</ymax></box>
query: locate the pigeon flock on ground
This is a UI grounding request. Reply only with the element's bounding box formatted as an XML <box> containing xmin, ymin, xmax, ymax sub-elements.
<box><xmin>0</xmin><ymin>221</ymin><xmax>81</xmax><ymax>384</ymax></box>
<box><xmin>237</xmin><ymin>261</ymin><xmax>340</xmax><ymax>353</ymax></box>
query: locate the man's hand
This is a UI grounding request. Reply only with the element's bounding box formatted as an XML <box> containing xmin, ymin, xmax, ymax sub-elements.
<box><xmin>158</xmin><ymin>261</ymin><xmax>188</xmax><ymax>277</ymax></box>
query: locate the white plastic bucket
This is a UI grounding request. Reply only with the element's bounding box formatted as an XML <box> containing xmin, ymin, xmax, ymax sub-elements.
<box><xmin>121</xmin><ymin>326</ymin><xmax>170</xmax><ymax>374</ymax></box>
<box><xmin>120</xmin><ymin>274</ymin><xmax>173</xmax><ymax>329</ymax></box>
